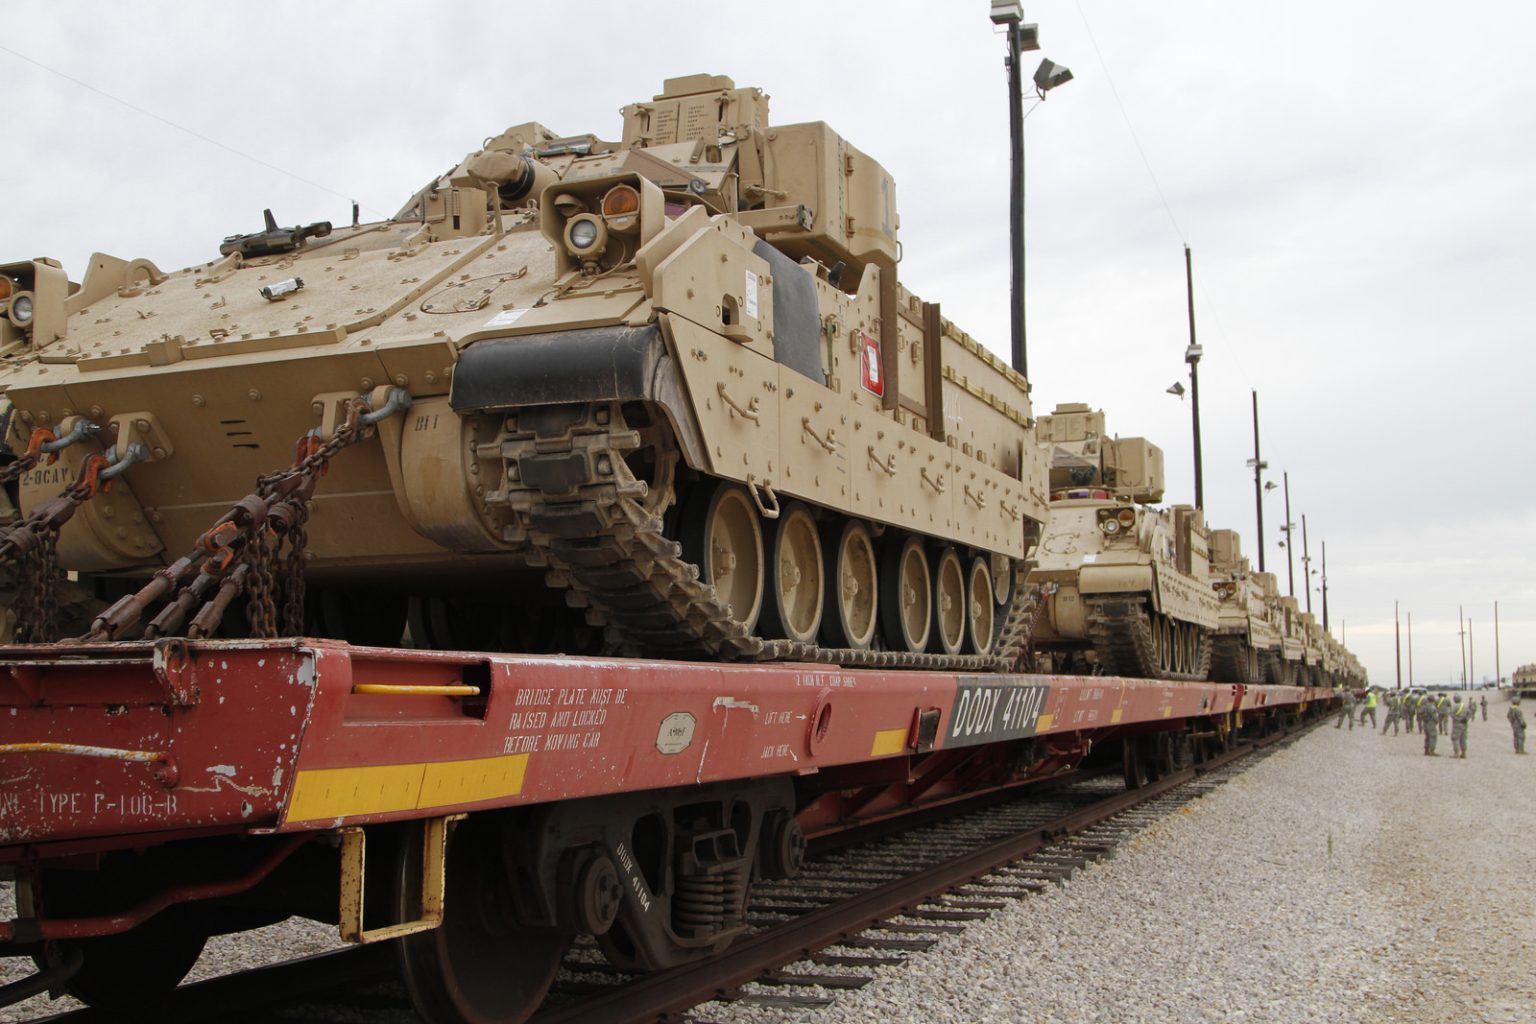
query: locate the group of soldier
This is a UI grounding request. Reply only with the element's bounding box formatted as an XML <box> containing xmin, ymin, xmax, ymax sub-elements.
<box><xmin>1333</xmin><ymin>687</ymin><xmax>1528</xmax><ymax>758</ymax></box>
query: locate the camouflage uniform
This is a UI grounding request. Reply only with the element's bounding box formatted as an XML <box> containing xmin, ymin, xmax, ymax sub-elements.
<box><xmin>1334</xmin><ymin>689</ymin><xmax>1356</xmax><ymax>730</ymax></box>
<box><xmin>1480</xmin><ymin>694</ymin><xmax>1487</xmax><ymax>721</ymax></box>
<box><xmin>1404</xmin><ymin>693</ymin><xmax>1416</xmax><ymax>733</ymax></box>
<box><xmin>1450</xmin><ymin>697</ymin><xmax>1473</xmax><ymax>758</ymax></box>
<box><xmin>1382</xmin><ymin>693</ymin><xmax>1402</xmax><ymax>736</ymax></box>
<box><xmin>1420</xmin><ymin>700</ymin><xmax>1440</xmax><ymax>755</ymax></box>
<box><xmin>1510</xmin><ymin>700</ymin><xmax>1527</xmax><ymax>755</ymax></box>
<box><xmin>1360</xmin><ymin>689</ymin><xmax>1378</xmax><ymax>729</ymax></box>
<box><xmin>1436</xmin><ymin>695</ymin><xmax>1451</xmax><ymax>735</ymax></box>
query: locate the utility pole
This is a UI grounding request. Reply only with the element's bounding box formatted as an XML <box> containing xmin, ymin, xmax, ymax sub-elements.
<box><xmin>1407</xmin><ymin>611</ymin><xmax>1415</xmax><ymax>686</ymax></box>
<box><xmin>1300</xmin><ymin>514</ymin><xmax>1312</xmax><ymax>614</ymax></box>
<box><xmin>1320</xmin><ymin>540</ymin><xmax>1329</xmax><ymax>630</ymax></box>
<box><xmin>1281</xmin><ymin>472</ymin><xmax>1295</xmax><ymax>597</ymax></box>
<box><xmin>1469</xmin><ymin>619</ymin><xmax>1475</xmax><ymax>688</ymax></box>
<box><xmin>1394</xmin><ymin>601</ymin><xmax>1402</xmax><ymax>690</ymax></box>
<box><xmin>1247</xmin><ymin>391</ymin><xmax>1266</xmax><ymax>571</ymax></box>
<box><xmin>1495</xmin><ymin>601</ymin><xmax>1503</xmax><ymax>686</ymax></box>
<box><xmin>1184</xmin><ymin>245</ymin><xmax>1204</xmax><ymax>510</ymax></box>
<box><xmin>1458</xmin><ymin>606</ymin><xmax>1467</xmax><ymax>688</ymax></box>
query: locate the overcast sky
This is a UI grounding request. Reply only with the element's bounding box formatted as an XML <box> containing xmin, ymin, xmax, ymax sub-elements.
<box><xmin>4</xmin><ymin>1</ymin><xmax>1532</xmax><ymax>686</ymax></box>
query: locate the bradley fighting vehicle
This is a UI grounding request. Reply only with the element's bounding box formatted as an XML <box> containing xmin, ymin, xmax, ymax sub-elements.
<box><xmin>0</xmin><ymin>75</ymin><xmax>1049</xmax><ymax>665</ymax></box>
<box><xmin>1206</xmin><ymin>528</ymin><xmax>1283</xmax><ymax>683</ymax></box>
<box><xmin>1025</xmin><ymin>403</ymin><xmax>1219</xmax><ymax>680</ymax></box>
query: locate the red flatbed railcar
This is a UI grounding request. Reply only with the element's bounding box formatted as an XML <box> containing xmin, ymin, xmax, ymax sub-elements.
<box><xmin>0</xmin><ymin>638</ymin><xmax>1333</xmax><ymax>1022</ymax></box>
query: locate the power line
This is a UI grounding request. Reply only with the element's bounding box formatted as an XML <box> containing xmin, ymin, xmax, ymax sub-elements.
<box><xmin>0</xmin><ymin>42</ymin><xmax>385</xmax><ymax>217</ymax></box>
<box><xmin>1074</xmin><ymin>2</ymin><xmax>1186</xmax><ymax>244</ymax></box>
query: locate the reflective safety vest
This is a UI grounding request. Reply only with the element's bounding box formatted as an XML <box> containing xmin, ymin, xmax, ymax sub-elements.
<box><xmin>1364</xmin><ymin>692</ymin><xmax>1378</xmax><ymax>709</ymax></box>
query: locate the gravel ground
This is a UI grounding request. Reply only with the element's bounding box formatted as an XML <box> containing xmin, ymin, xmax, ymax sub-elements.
<box><xmin>4</xmin><ymin>713</ymin><xmax>1531</xmax><ymax>1023</ymax></box>
<box><xmin>707</xmin><ymin>716</ymin><xmax>1535</xmax><ymax>1024</ymax></box>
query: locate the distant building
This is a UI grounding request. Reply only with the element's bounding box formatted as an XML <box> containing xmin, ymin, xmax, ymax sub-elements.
<box><xmin>1515</xmin><ymin>664</ymin><xmax>1536</xmax><ymax>699</ymax></box>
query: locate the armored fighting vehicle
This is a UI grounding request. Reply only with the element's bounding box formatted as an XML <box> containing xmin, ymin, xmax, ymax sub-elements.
<box><xmin>1026</xmin><ymin>403</ymin><xmax>1219</xmax><ymax>680</ymax></box>
<box><xmin>1270</xmin><ymin>594</ymin><xmax>1309</xmax><ymax>685</ymax></box>
<box><xmin>0</xmin><ymin>75</ymin><xmax>1048</xmax><ymax>665</ymax></box>
<box><xmin>1206</xmin><ymin>529</ymin><xmax>1284</xmax><ymax>683</ymax></box>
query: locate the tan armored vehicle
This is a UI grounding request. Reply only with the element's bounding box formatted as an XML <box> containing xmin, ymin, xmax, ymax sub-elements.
<box><xmin>1026</xmin><ymin>403</ymin><xmax>1219</xmax><ymax>680</ymax></box>
<box><xmin>1206</xmin><ymin>529</ymin><xmax>1283</xmax><ymax>683</ymax></box>
<box><xmin>1269</xmin><ymin>594</ymin><xmax>1309</xmax><ymax>685</ymax></box>
<box><xmin>0</xmin><ymin>75</ymin><xmax>1048</xmax><ymax>665</ymax></box>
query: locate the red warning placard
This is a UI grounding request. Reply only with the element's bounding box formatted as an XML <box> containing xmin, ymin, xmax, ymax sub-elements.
<box><xmin>859</xmin><ymin>331</ymin><xmax>884</xmax><ymax>397</ymax></box>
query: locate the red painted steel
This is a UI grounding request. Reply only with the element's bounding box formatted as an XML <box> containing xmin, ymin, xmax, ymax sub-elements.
<box><xmin>0</xmin><ymin>638</ymin><xmax>1331</xmax><ymax>859</ymax></box>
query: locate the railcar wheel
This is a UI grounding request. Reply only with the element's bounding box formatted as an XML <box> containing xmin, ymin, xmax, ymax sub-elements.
<box><xmin>680</xmin><ymin>482</ymin><xmax>765</xmax><ymax>633</ymax></box>
<box><xmin>821</xmin><ymin>519</ymin><xmax>878</xmax><ymax>649</ymax></box>
<box><xmin>964</xmin><ymin>556</ymin><xmax>995</xmax><ymax>655</ymax></box>
<box><xmin>879</xmin><ymin>535</ymin><xmax>931</xmax><ymax>653</ymax></box>
<box><xmin>760</xmin><ymin>502</ymin><xmax>823</xmax><ymax>643</ymax></box>
<box><xmin>398</xmin><ymin>821</ymin><xmax>570</xmax><ymax>1024</ymax></box>
<box><xmin>1122</xmin><ymin>737</ymin><xmax>1150</xmax><ymax>790</ymax></box>
<box><xmin>931</xmin><ymin>546</ymin><xmax>965</xmax><ymax>655</ymax></box>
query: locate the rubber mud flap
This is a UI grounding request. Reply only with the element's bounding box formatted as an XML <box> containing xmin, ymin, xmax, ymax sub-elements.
<box><xmin>450</xmin><ymin>325</ymin><xmax>665</xmax><ymax>411</ymax></box>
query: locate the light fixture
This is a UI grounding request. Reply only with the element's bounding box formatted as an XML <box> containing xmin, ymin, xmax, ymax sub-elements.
<box><xmin>1166</xmin><ymin>381</ymin><xmax>1185</xmax><ymax>398</ymax></box>
<box><xmin>1033</xmin><ymin>58</ymin><xmax>1073</xmax><ymax>93</ymax></box>
<box><xmin>1265</xmin><ymin>481</ymin><xmax>1278</xmax><ymax>492</ymax></box>
<box><xmin>8</xmin><ymin>293</ymin><xmax>34</xmax><ymax>325</ymax></box>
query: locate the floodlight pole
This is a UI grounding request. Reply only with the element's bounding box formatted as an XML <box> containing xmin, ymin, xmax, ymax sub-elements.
<box><xmin>1185</xmin><ymin>245</ymin><xmax>1203</xmax><ymax>510</ymax></box>
<box><xmin>1495</xmin><ymin>600</ymin><xmax>1501</xmax><ymax>686</ymax></box>
<box><xmin>1320</xmin><ymin>540</ymin><xmax>1329</xmax><ymax>631</ymax></box>
<box><xmin>1007</xmin><ymin>17</ymin><xmax>1028</xmax><ymax>378</ymax></box>
<box><xmin>1458</xmin><ymin>606</ymin><xmax>1466</xmax><ymax>687</ymax></box>
<box><xmin>1394</xmin><ymin>601</ymin><xmax>1402</xmax><ymax>690</ymax></box>
<box><xmin>1282</xmin><ymin>472</ymin><xmax>1295</xmax><ymax>597</ymax></box>
<box><xmin>1248</xmin><ymin>390</ymin><xmax>1266</xmax><ymax>571</ymax></box>
<box><xmin>1300</xmin><ymin>514</ymin><xmax>1312</xmax><ymax>614</ymax></box>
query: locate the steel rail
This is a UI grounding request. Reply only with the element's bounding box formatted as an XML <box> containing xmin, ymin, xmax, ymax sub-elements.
<box><xmin>532</xmin><ymin>724</ymin><xmax>1303</xmax><ymax>1024</ymax></box>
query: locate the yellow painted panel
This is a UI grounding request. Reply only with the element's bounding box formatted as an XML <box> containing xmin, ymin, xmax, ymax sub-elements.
<box><xmin>287</xmin><ymin>762</ymin><xmax>425</xmax><ymax>821</ymax></box>
<box><xmin>1110</xmin><ymin>708</ymin><xmax>1123</xmax><ymax>725</ymax></box>
<box><xmin>288</xmin><ymin>753</ymin><xmax>530</xmax><ymax>822</ymax></box>
<box><xmin>1035</xmin><ymin>713</ymin><xmax>1054</xmax><ymax>731</ymax></box>
<box><xmin>419</xmin><ymin>753</ymin><xmax>529</xmax><ymax>808</ymax></box>
<box><xmin>870</xmin><ymin>728</ymin><xmax>909</xmax><ymax>757</ymax></box>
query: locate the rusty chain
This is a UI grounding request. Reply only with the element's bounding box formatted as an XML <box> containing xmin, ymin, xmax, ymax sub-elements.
<box><xmin>78</xmin><ymin>389</ymin><xmax>409</xmax><ymax>643</ymax></box>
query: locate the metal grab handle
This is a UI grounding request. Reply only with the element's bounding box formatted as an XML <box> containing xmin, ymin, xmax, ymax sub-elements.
<box><xmin>801</xmin><ymin>418</ymin><xmax>839</xmax><ymax>453</ymax></box>
<box><xmin>716</xmin><ymin>382</ymin><xmax>761</xmax><ymax>423</ymax></box>
<box><xmin>963</xmin><ymin>485</ymin><xmax>988</xmax><ymax>509</ymax></box>
<box><xmin>999</xmin><ymin>498</ymin><xmax>1020</xmax><ymax>521</ymax></box>
<box><xmin>0</xmin><ymin>741</ymin><xmax>166</xmax><ymax>762</ymax></box>
<box><xmin>866</xmin><ymin>447</ymin><xmax>896</xmax><ymax>477</ymax></box>
<box><xmin>746</xmin><ymin>475</ymin><xmax>780</xmax><ymax>520</ymax></box>
<box><xmin>920</xmin><ymin>467</ymin><xmax>946</xmax><ymax>493</ymax></box>
<box><xmin>0</xmin><ymin>740</ymin><xmax>179</xmax><ymax>787</ymax></box>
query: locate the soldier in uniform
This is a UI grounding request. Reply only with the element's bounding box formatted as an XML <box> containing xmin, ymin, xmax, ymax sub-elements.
<box><xmin>1380</xmin><ymin>692</ymin><xmax>1398</xmax><ymax>735</ymax></box>
<box><xmin>1334</xmin><ymin>688</ymin><xmax>1356</xmax><ymax>730</ymax></box>
<box><xmin>1450</xmin><ymin>695</ymin><xmax>1473</xmax><ymax>758</ymax></box>
<box><xmin>1420</xmin><ymin>696</ymin><xmax>1440</xmax><ymax>755</ymax></box>
<box><xmin>1360</xmin><ymin>688</ymin><xmax>1379</xmax><ymax>729</ymax></box>
<box><xmin>1509</xmin><ymin>698</ymin><xmax>1527</xmax><ymax>755</ymax></box>
<box><xmin>1480</xmin><ymin>693</ymin><xmax>1488</xmax><ymax>721</ymax></box>
<box><xmin>1405</xmin><ymin>690</ymin><xmax>1418</xmax><ymax>734</ymax></box>
<box><xmin>1436</xmin><ymin>692</ymin><xmax>1451</xmax><ymax>735</ymax></box>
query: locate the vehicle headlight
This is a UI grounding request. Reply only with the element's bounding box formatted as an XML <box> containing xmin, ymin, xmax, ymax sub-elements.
<box><xmin>8</xmin><ymin>293</ymin><xmax>33</xmax><ymax>326</ymax></box>
<box><xmin>565</xmin><ymin>214</ymin><xmax>606</xmax><ymax>257</ymax></box>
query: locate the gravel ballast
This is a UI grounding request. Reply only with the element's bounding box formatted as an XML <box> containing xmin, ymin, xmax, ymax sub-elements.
<box><xmin>5</xmin><ymin>711</ymin><xmax>1532</xmax><ymax>1023</ymax></box>
<box><xmin>709</xmin><ymin>717</ymin><xmax>1535</xmax><ymax>1024</ymax></box>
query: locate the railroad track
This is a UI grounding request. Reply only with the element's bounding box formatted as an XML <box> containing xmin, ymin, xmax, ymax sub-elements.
<box><xmin>16</xmin><ymin>721</ymin><xmax>1315</xmax><ymax>1024</ymax></box>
